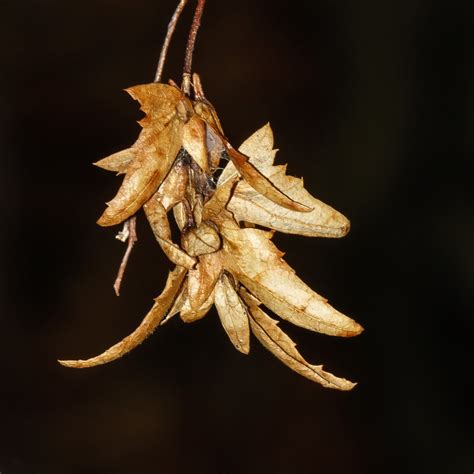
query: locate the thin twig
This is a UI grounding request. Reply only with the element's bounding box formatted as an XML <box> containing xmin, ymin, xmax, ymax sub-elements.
<box><xmin>182</xmin><ymin>0</ymin><xmax>206</xmax><ymax>94</ymax></box>
<box><xmin>113</xmin><ymin>216</ymin><xmax>138</xmax><ymax>296</ymax></box>
<box><xmin>155</xmin><ymin>0</ymin><xmax>190</xmax><ymax>83</ymax></box>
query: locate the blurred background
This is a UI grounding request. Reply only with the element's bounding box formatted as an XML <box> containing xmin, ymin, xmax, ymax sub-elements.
<box><xmin>1</xmin><ymin>1</ymin><xmax>473</xmax><ymax>473</ymax></box>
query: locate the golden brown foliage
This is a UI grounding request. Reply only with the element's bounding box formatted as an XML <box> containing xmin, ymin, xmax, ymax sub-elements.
<box><xmin>59</xmin><ymin>77</ymin><xmax>363</xmax><ymax>390</ymax></box>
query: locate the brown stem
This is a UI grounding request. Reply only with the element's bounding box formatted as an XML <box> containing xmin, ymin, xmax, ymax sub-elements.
<box><xmin>113</xmin><ymin>216</ymin><xmax>138</xmax><ymax>296</ymax></box>
<box><xmin>182</xmin><ymin>0</ymin><xmax>206</xmax><ymax>94</ymax></box>
<box><xmin>155</xmin><ymin>0</ymin><xmax>190</xmax><ymax>82</ymax></box>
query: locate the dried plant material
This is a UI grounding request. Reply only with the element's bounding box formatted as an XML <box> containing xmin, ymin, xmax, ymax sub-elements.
<box><xmin>187</xmin><ymin>116</ymin><xmax>310</xmax><ymax>213</ymax></box>
<box><xmin>225</xmin><ymin>146</ymin><xmax>311</xmax><ymax>213</ymax></box>
<box><xmin>221</xmin><ymin>124</ymin><xmax>349</xmax><ymax>237</ymax></box>
<box><xmin>218</xmin><ymin>122</ymin><xmax>276</xmax><ymax>185</ymax></box>
<box><xmin>238</xmin><ymin>123</ymin><xmax>277</xmax><ymax>166</ymax></box>
<box><xmin>205</xmin><ymin>126</ymin><xmax>226</xmax><ymax>172</ymax></box>
<box><xmin>163</xmin><ymin>279</ymin><xmax>189</xmax><ymax>324</ymax></box>
<box><xmin>187</xmin><ymin>251</ymin><xmax>222</xmax><ymax>310</ymax></box>
<box><xmin>182</xmin><ymin>114</ymin><xmax>209</xmax><ymax>172</ymax></box>
<box><xmin>229</xmin><ymin>164</ymin><xmax>349</xmax><ymax>237</ymax></box>
<box><xmin>173</xmin><ymin>201</ymin><xmax>189</xmax><ymax>231</ymax></box>
<box><xmin>98</xmin><ymin>117</ymin><xmax>184</xmax><ymax>226</ymax></box>
<box><xmin>61</xmin><ymin>60</ymin><xmax>362</xmax><ymax>389</ymax></box>
<box><xmin>215</xmin><ymin>211</ymin><xmax>361</xmax><ymax>338</ymax></box>
<box><xmin>191</xmin><ymin>197</ymin><xmax>204</xmax><ymax>228</ymax></box>
<box><xmin>240</xmin><ymin>289</ymin><xmax>356</xmax><ymax>390</ymax></box>
<box><xmin>94</xmin><ymin>148</ymin><xmax>136</xmax><ymax>175</ymax></box>
<box><xmin>193</xmin><ymin>76</ymin><xmax>224</xmax><ymax>135</ymax></box>
<box><xmin>95</xmin><ymin>83</ymin><xmax>196</xmax><ymax>227</ymax></box>
<box><xmin>113</xmin><ymin>216</ymin><xmax>138</xmax><ymax>296</ymax></box>
<box><xmin>180</xmin><ymin>288</ymin><xmax>214</xmax><ymax>323</ymax></box>
<box><xmin>94</xmin><ymin>84</ymin><xmax>183</xmax><ymax>177</ymax></box>
<box><xmin>127</xmin><ymin>83</ymin><xmax>183</xmax><ymax>132</ymax></box>
<box><xmin>165</xmin><ymin>277</ymin><xmax>215</xmax><ymax>324</ymax></box>
<box><xmin>154</xmin><ymin>159</ymin><xmax>189</xmax><ymax>212</ymax></box>
<box><xmin>143</xmin><ymin>195</ymin><xmax>196</xmax><ymax>269</ymax></box>
<box><xmin>59</xmin><ymin>266</ymin><xmax>186</xmax><ymax>368</ymax></box>
<box><xmin>214</xmin><ymin>273</ymin><xmax>250</xmax><ymax>354</ymax></box>
<box><xmin>182</xmin><ymin>222</ymin><xmax>221</xmax><ymax>256</ymax></box>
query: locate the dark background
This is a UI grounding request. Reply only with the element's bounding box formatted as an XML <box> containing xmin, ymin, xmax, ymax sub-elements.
<box><xmin>1</xmin><ymin>1</ymin><xmax>473</xmax><ymax>473</ymax></box>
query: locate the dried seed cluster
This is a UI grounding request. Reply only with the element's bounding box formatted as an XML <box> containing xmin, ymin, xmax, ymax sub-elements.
<box><xmin>59</xmin><ymin>75</ymin><xmax>363</xmax><ymax>390</ymax></box>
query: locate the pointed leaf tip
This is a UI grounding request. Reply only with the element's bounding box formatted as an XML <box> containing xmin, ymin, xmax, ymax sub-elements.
<box><xmin>58</xmin><ymin>267</ymin><xmax>186</xmax><ymax>368</ymax></box>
